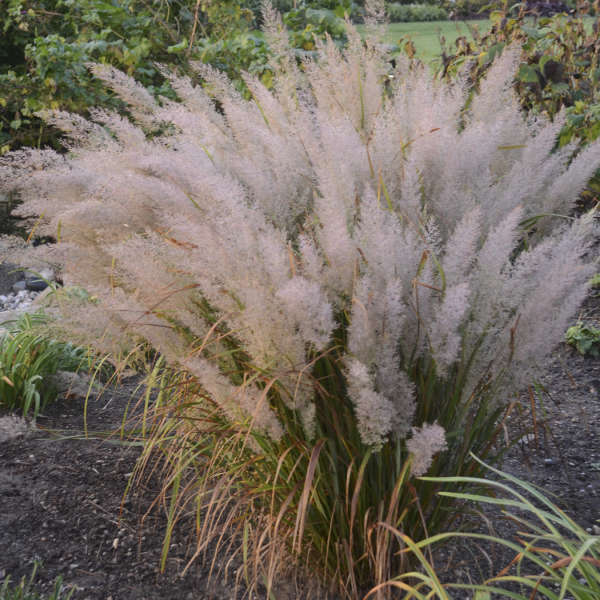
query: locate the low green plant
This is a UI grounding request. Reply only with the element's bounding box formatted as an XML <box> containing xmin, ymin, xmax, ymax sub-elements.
<box><xmin>0</xmin><ymin>312</ymin><xmax>88</xmax><ymax>417</ymax></box>
<box><xmin>379</xmin><ymin>456</ymin><xmax>600</xmax><ymax>600</ymax></box>
<box><xmin>0</xmin><ymin>565</ymin><xmax>73</xmax><ymax>600</ymax></box>
<box><xmin>565</xmin><ymin>321</ymin><xmax>600</xmax><ymax>356</ymax></box>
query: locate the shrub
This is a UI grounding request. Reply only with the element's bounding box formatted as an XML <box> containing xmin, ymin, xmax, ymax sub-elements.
<box><xmin>2</xmin><ymin>10</ymin><xmax>599</xmax><ymax>596</ymax></box>
<box><xmin>0</xmin><ymin>0</ymin><xmax>255</xmax><ymax>154</ymax></box>
<box><xmin>284</xmin><ymin>3</ymin><xmax>350</xmax><ymax>51</ymax></box>
<box><xmin>195</xmin><ymin>32</ymin><xmax>273</xmax><ymax>93</ymax></box>
<box><xmin>386</xmin><ymin>3</ymin><xmax>448</xmax><ymax>22</ymax></box>
<box><xmin>442</xmin><ymin>0</ymin><xmax>501</xmax><ymax>18</ymax></box>
<box><xmin>0</xmin><ymin>312</ymin><xmax>88</xmax><ymax>418</ymax></box>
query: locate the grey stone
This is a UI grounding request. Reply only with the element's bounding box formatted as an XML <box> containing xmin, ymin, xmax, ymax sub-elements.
<box><xmin>26</xmin><ymin>278</ymin><xmax>49</xmax><ymax>292</ymax></box>
<box><xmin>25</xmin><ymin>267</ymin><xmax>54</xmax><ymax>283</ymax></box>
<box><xmin>0</xmin><ymin>262</ymin><xmax>24</xmax><ymax>295</ymax></box>
<box><xmin>12</xmin><ymin>280</ymin><xmax>26</xmax><ymax>293</ymax></box>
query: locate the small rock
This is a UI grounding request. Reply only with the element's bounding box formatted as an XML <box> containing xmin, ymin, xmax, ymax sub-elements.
<box><xmin>12</xmin><ymin>280</ymin><xmax>26</xmax><ymax>293</ymax></box>
<box><xmin>26</xmin><ymin>278</ymin><xmax>48</xmax><ymax>292</ymax></box>
<box><xmin>25</xmin><ymin>267</ymin><xmax>54</xmax><ymax>282</ymax></box>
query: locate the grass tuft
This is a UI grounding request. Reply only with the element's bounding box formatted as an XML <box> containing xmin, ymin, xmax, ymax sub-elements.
<box><xmin>0</xmin><ymin>313</ymin><xmax>90</xmax><ymax>418</ymax></box>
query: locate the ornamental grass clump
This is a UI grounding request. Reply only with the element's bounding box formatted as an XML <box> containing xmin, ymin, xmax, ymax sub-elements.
<box><xmin>1</xmin><ymin>4</ymin><xmax>599</xmax><ymax>596</ymax></box>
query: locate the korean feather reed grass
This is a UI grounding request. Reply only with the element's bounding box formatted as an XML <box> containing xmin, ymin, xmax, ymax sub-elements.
<box><xmin>1</xmin><ymin>2</ymin><xmax>599</xmax><ymax>596</ymax></box>
<box><xmin>133</xmin><ymin>354</ymin><xmax>511</xmax><ymax>598</ymax></box>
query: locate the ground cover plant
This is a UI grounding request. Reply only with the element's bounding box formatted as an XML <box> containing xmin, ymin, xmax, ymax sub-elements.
<box><xmin>565</xmin><ymin>320</ymin><xmax>600</xmax><ymax>356</ymax></box>
<box><xmin>0</xmin><ymin>312</ymin><xmax>88</xmax><ymax>418</ymax></box>
<box><xmin>1</xmin><ymin>3</ymin><xmax>599</xmax><ymax>597</ymax></box>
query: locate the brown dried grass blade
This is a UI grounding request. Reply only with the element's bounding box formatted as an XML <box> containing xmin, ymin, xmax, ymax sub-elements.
<box><xmin>293</xmin><ymin>439</ymin><xmax>325</xmax><ymax>554</ymax></box>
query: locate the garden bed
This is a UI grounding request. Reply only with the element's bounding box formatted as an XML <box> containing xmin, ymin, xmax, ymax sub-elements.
<box><xmin>0</xmin><ymin>292</ymin><xmax>598</xmax><ymax>599</ymax></box>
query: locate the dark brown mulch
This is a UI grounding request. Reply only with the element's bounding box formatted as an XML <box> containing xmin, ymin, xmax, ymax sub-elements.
<box><xmin>0</xmin><ymin>380</ymin><xmax>241</xmax><ymax>600</ymax></box>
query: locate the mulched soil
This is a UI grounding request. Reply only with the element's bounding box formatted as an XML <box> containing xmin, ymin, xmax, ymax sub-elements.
<box><xmin>0</xmin><ymin>378</ymin><xmax>242</xmax><ymax>600</ymax></box>
<box><xmin>0</xmin><ymin>295</ymin><xmax>598</xmax><ymax>599</ymax></box>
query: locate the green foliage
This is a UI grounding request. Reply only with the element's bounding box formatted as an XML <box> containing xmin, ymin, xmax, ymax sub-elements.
<box><xmin>196</xmin><ymin>32</ymin><xmax>272</xmax><ymax>92</ymax></box>
<box><xmin>0</xmin><ymin>0</ymin><xmax>359</xmax><ymax>151</ymax></box>
<box><xmin>566</xmin><ymin>320</ymin><xmax>600</xmax><ymax>356</ymax></box>
<box><xmin>284</xmin><ymin>3</ymin><xmax>350</xmax><ymax>51</ymax></box>
<box><xmin>589</xmin><ymin>273</ymin><xmax>600</xmax><ymax>288</ymax></box>
<box><xmin>0</xmin><ymin>312</ymin><xmax>87</xmax><ymax>418</ymax></box>
<box><xmin>0</xmin><ymin>0</ymin><xmax>253</xmax><ymax>153</ymax></box>
<box><xmin>443</xmin><ymin>0</ymin><xmax>500</xmax><ymax>18</ymax></box>
<box><xmin>386</xmin><ymin>3</ymin><xmax>449</xmax><ymax>22</ymax></box>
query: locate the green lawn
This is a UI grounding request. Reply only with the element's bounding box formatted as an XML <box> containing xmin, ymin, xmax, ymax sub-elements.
<box><xmin>358</xmin><ymin>20</ymin><xmax>492</xmax><ymax>63</ymax></box>
<box><xmin>358</xmin><ymin>17</ymin><xmax>595</xmax><ymax>64</ymax></box>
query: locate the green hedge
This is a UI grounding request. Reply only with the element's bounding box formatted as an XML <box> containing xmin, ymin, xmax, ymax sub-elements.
<box><xmin>386</xmin><ymin>2</ymin><xmax>448</xmax><ymax>21</ymax></box>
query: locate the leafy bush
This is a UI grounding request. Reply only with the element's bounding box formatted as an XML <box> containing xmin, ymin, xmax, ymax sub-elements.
<box><xmin>284</xmin><ymin>3</ymin><xmax>350</xmax><ymax>51</ymax></box>
<box><xmin>195</xmin><ymin>32</ymin><xmax>272</xmax><ymax>92</ymax></box>
<box><xmin>2</xmin><ymin>13</ymin><xmax>599</xmax><ymax>597</ymax></box>
<box><xmin>0</xmin><ymin>0</ymin><xmax>357</xmax><ymax>153</ymax></box>
<box><xmin>0</xmin><ymin>312</ymin><xmax>87</xmax><ymax>418</ymax></box>
<box><xmin>386</xmin><ymin>3</ymin><xmax>448</xmax><ymax>21</ymax></box>
<box><xmin>0</xmin><ymin>0</ymin><xmax>254</xmax><ymax>153</ymax></box>
<box><xmin>442</xmin><ymin>0</ymin><xmax>500</xmax><ymax>18</ymax></box>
